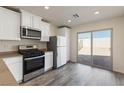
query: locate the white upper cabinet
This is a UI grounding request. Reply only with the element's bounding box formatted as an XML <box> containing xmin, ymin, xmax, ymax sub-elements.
<box><xmin>21</xmin><ymin>10</ymin><xmax>32</xmax><ymax>27</ymax></box>
<box><xmin>40</xmin><ymin>21</ymin><xmax>50</xmax><ymax>42</ymax></box>
<box><xmin>33</xmin><ymin>15</ymin><xmax>41</xmax><ymax>29</ymax></box>
<box><xmin>21</xmin><ymin>10</ymin><xmax>42</xmax><ymax>30</ymax></box>
<box><xmin>21</xmin><ymin>10</ymin><xmax>50</xmax><ymax>42</ymax></box>
<box><xmin>0</xmin><ymin>7</ymin><xmax>20</xmax><ymax>40</ymax></box>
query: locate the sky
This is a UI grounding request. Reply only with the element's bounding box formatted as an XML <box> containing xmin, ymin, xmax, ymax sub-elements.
<box><xmin>78</xmin><ymin>29</ymin><xmax>111</xmax><ymax>39</ymax></box>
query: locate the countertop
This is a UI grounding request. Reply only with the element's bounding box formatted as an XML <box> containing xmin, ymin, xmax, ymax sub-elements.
<box><xmin>0</xmin><ymin>50</ymin><xmax>52</xmax><ymax>85</ymax></box>
<box><xmin>0</xmin><ymin>52</ymin><xmax>22</xmax><ymax>59</ymax></box>
<box><xmin>0</xmin><ymin>51</ymin><xmax>20</xmax><ymax>86</ymax></box>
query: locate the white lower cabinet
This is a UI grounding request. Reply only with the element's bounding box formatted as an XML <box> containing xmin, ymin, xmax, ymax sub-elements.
<box><xmin>45</xmin><ymin>52</ymin><xmax>53</xmax><ymax>72</ymax></box>
<box><xmin>3</xmin><ymin>56</ymin><xmax>23</xmax><ymax>83</ymax></box>
<box><xmin>57</xmin><ymin>47</ymin><xmax>67</xmax><ymax>68</ymax></box>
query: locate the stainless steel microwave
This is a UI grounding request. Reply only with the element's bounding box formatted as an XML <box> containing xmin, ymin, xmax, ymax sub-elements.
<box><xmin>21</xmin><ymin>27</ymin><xmax>41</xmax><ymax>40</ymax></box>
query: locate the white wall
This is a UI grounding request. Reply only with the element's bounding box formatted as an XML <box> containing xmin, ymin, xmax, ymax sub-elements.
<box><xmin>71</xmin><ymin>16</ymin><xmax>124</xmax><ymax>73</ymax></box>
<box><xmin>49</xmin><ymin>24</ymin><xmax>58</xmax><ymax>36</ymax></box>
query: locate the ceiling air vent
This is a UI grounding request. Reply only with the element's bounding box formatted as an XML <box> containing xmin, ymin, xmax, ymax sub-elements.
<box><xmin>73</xmin><ymin>13</ymin><xmax>79</xmax><ymax>19</ymax></box>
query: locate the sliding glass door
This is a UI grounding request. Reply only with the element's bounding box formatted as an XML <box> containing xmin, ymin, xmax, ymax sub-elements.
<box><xmin>77</xmin><ymin>29</ymin><xmax>112</xmax><ymax>70</ymax></box>
<box><xmin>77</xmin><ymin>32</ymin><xmax>92</xmax><ymax>65</ymax></box>
<box><xmin>92</xmin><ymin>30</ymin><xmax>112</xmax><ymax>70</ymax></box>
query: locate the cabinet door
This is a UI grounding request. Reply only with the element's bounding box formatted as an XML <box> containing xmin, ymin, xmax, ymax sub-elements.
<box><xmin>40</xmin><ymin>21</ymin><xmax>50</xmax><ymax>41</ymax></box>
<box><xmin>21</xmin><ymin>10</ymin><xmax>42</xmax><ymax>30</ymax></box>
<box><xmin>61</xmin><ymin>47</ymin><xmax>67</xmax><ymax>65</ymax></box>
<box><xmin>57</xmin><ymin>36</ymin><xmax>66</xmax><ymax>46</ymax></box>
<box><xmin>58</xmin><ymin>28</ymin><xmax>66</xmax><ymax>36</ymax></box>
<box><xmin>33</xmin><ymin>15</ymin><xmax>41</xmax><ymax>29</ymax></box>
<box><xmin>45</xmin><ymin>52</ymin><xmax>53</xmax><ymax>71</ymax></box>
<box><xmin>3</xmin><ymin>56</ymin><xmax>23</xmax><ymax>83</ymax></box>
<box><xmin>57</xmin><ymin>47</ymin><xmax>67</xmax><ymax>67</ymax></box>
<box><xmin>0</xmin><ymin>7</ymin><xmax>20</xmax><ymax>40</ymax></box>
<box><xmin>21</xmin><ymin>10</ymin><xmax>32</xmax><ymax>27</ymax></box>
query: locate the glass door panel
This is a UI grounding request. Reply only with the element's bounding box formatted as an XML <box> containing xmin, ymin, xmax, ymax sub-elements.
<box><xmin>78</xmin><ymin>32</ymin><xmax>92</xmax><ymax>65</ymax></box>
<box><xmin>92</xmin><ymin>30</ymin><xmax>112</xmax><ymax>70</ymax></box>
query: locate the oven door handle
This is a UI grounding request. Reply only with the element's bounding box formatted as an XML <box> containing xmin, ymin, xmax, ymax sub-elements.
<box><xmin>24</xmin><ymin>55</ymin><xmax>45</xmax><ymax>61</ymax></box>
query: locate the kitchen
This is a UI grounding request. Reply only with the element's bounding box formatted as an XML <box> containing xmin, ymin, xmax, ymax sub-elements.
<box><xmin>0</xmin><ymin>6</ymin><xmax>71</xmax><ymax>85</ymax></box>
<box><xmin>1</xmin><ymin>6</ymin><xmax>124</xmax><ymax>86</ymax></box>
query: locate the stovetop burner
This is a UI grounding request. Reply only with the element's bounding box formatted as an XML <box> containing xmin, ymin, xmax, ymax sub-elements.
<box><xmin>18</xmin><ymin>45</ymin><xmax>44</xmax><ymax>58</ymax></box>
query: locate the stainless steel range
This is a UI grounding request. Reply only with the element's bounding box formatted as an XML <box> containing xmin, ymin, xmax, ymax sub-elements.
<box><xmin>18</xmin><ymin>45</ymin><xmax>44</xmax><ymax>82</ymax></box>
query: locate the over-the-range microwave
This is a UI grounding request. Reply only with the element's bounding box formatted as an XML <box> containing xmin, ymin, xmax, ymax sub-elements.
<box><xmin>21</xmin><ymin>26</ymin><xmax>41</xmax><ymax>40</ymax></box>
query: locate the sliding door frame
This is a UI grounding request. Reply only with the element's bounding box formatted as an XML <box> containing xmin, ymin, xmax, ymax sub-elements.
<box><xmin>77</xmin><ymin>28</ymin><xmax>113</xmax><ymax>71</ymax></box>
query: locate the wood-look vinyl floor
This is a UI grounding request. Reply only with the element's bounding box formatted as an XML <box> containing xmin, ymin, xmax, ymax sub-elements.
<box><xmin>21</xmin><ymin>63</ymin><xmax>124</xmax><ymax>86</ymax></box>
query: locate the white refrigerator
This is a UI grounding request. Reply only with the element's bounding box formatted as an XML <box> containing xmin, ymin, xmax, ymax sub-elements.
<box><xmin>47</xmin><ymin>36</ymin><xmax>67</xmax><ymax>68</ymax></box>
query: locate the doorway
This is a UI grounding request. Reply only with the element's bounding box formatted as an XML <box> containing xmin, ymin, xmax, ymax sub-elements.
<box><xmin>77</xmin><ymin>29</ymin><xmax>112</xmax><ymax>70</ymax></box>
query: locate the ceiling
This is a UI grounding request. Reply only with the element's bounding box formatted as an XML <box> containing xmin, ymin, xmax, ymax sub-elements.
<box><xmin>12</xmin><ymin>6</ymin><xmax>124</xmax><ymax>27</ymax></box>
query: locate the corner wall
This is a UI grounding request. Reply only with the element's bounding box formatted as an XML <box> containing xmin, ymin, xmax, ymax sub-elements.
<box><xmin>71</xmin><ymin>16</ymin><xmax>124</xmax><ymax>73</ymax></box>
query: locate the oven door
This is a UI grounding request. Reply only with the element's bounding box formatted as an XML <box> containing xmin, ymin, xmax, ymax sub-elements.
<box><xmin>24</xmin><ymin>56</ymin><xmax>44</xmax><ymax>74</ymax></box>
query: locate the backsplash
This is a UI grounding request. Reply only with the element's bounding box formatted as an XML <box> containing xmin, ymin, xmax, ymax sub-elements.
<box><xmin>0</xmin><ymin>23</ymin><xmax>58</xmax><ymax>52</ymax></box>
<box><xmin>0</xmin><ymin>39</ymin><xmax>47</xmax><ymax>52</ymax></box>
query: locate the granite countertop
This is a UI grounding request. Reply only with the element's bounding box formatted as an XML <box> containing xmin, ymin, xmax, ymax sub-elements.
<box><xmin>0</xmin><ymin>51</ymin><xmax>20</xmax><ymax>86</ymax></box>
